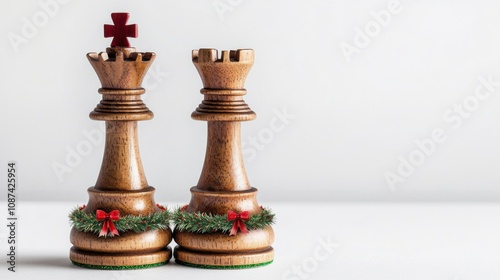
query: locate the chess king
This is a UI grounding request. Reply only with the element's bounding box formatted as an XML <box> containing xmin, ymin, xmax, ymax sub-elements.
<box><xmin>68</xmin><ymin>13</ymin><xmax>172</xmax><ymax>269</ymax></box>
<box><xmin>173</xmin><ymin>49</ymin><xmax>275</xmax><ymax>268</ymax></box>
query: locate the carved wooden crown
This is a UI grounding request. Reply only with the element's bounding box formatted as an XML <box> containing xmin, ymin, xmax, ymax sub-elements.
<box><xmin>87</xmin><ymin>47</ymin><xmax>155</xmax><ymax>89</ymax></box>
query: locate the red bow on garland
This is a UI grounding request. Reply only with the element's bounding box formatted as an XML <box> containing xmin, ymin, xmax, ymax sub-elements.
<box><xmin>227</xmin><ymin>210</ymin><xmax>250</xmax><ymax>236</ymax></box>
<box><xmin>96</xmin><ymin>210</ymin><xmax>120</xmax><ymax>237</ymax></box>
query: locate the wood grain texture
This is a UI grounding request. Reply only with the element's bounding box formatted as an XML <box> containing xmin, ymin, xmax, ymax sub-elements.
<box><xmin>174</xmin><ymin>227</ymin><xmax>274</xmax><ymax>253</ymax></box>
<box><xmin>174</xmin><ymin>48</ymin><xmax>274</xmax><ymax>268</ymax></box>
<box><xmin>71</xmin><ymin>228</ymin><xmax>171</xmax><ymax>253</ymax></box>
<box><xmin>70</xmin><ymin>247</ymin><xmax>171</xmax><ymax>267</ymax></box>
<box><xmin>174</xmin><ymin>246</ymin><xmax>274</xmax><ymax>267</ymax></box>
<box><xmin>197</xmin><ymin>122</ymin><xmax>250</xmax><ymax>191</ymax></box>
<box><xmin>186</xmin><ymin>187</ymin><xmax>261</xmax><ymax>215</ymax></box>
<box><xmin>94</xmin><ymin>121</ymin><xmax>148</xmax><ymax>191</ymax></box>
<box><xmin>70</xmin><ymin>46</ymin><xmax>171</xmax><ymax>268</ymax></box>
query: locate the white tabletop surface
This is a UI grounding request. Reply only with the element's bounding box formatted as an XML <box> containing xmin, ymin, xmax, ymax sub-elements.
<box><xmin>0</xmin><ymin>201</ymin><xmax>498</xmax><ymax>280</ymax></box>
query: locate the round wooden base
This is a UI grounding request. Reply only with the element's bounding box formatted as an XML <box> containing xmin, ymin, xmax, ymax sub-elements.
<box><xmin>70</xmin><ymin>228</ymin><xmax>172</xmax><ymax>253</ymax></box>
<box><xmin>70</xmin><ymin>246</ymin><xmax>172</xmax><ymax>269</ymax></box>
<box><xmin>174</xmin><ymin>246</ymin><xmax>274</xmax><ymax>269</ymax></box>
<box><xmin>173</xmin><ymin>224</ymin><xmax>274</xmax><ymax>269</ymax></box>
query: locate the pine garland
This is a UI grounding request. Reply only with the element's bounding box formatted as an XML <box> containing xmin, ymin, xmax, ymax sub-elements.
<box><xmin>69</xmin><ymin>205</ymin><xmax>171</xmax><ymax>237</ymax></box>
<box><xmin>69</xmin><ymin>205</ymin><xmax>276</xmax><ymax>237</ymax></box>
<box><xmin>172</xmin><ymin>207</ymin><xmax>275</xmax><ymax>234</ymax></box>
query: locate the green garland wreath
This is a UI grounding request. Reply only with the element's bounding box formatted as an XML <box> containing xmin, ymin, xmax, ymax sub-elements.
<box><xmin>172</xmin><ymin>206</ymin><xmax>275</xmax><ymax>234</ymax></box>
<box><xmin>69</xmin><ymin>205</ymin><xmax>171</xmax><ymax>237</ymax></box>
<box><xmin>69</xmin><ymin>205</ymin><xmax>276</xmax><ymax>237</ymax></box>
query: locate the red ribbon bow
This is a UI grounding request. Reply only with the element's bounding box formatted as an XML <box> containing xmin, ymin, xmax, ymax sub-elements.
<box><xmin>227</xmin><ymin>210</ymin><xmax>250</xmax><ymax>236</ymax></box>
<box><xmin>96</xmin><ymin>210</ymin><xmax>120</xmax><ymax>237</ymax></box>
<box><xmin>156</xmin><ymin>204</ymin><xmax>166</xmax><ymax>212</ymax></box>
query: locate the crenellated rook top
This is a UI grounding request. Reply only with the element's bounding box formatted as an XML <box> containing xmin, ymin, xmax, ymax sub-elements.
<box><xmin>191</xmin><ymin>48</ymin><xmax>256</xmax><ymax>122</ymax></box>
<box><xmin>192</xmin><ymin>49</ymin><xmax>254</xmax><ymax>63</ymax></box>
<box><xmin>192</xmin><ymin>49</ymin><xmax>254</xmax><ymax>90</ymax></box>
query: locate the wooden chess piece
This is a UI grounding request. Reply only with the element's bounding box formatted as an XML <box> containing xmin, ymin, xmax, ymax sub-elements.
<box><xmin>69</xmin><ymin>13</ymin><xmax>172</xmax><ymax>269</ymax></box>
<box><xmin>173</xmin><ymin>49</ymin><xmax>275</xmax><ymax>268</ymax></box>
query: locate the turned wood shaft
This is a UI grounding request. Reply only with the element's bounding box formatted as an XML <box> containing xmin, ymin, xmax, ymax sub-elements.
<box><xmin>95</xmin><ymin>121</ymin><xmax>148</xmax><ymax>191</ymax></box>
<box><xmin>197</xmin><ymin>122</ymin><xmax>250</xmax><ymax>192</ymax></box>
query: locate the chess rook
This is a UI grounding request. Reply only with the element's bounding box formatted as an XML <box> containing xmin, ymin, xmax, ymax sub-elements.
<box><xmin>174</xmin><ymin>49</ymin><xmax>275</xmax><ymax>268</ymax></box>
<box><xmin>69</xmin><ymin>13</ymin><xmax>172</xmax><ymax>269</ymax></box>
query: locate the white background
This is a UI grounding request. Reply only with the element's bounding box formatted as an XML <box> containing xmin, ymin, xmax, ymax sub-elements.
<box><xmin>2</xmin><ymin>0</ymin><xmax>500</xmax><ymax>202</ymax></box>
<box><xmin>1</xmin><ymin>1</ymin><xmax>500</xmax><ymax>280</ymax></box>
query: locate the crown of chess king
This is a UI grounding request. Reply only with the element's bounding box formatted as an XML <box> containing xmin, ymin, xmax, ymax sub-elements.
<box><xmin>87</xmin><ymin>13</ymin><xmax>155</xmax><ymax>89</ymax></box>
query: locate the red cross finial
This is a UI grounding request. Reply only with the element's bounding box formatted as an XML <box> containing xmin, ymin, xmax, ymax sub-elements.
<box><xmin>104</xmin><ymin>13</ymin><xmax>138</xmax><ymax>47</ymax></box>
